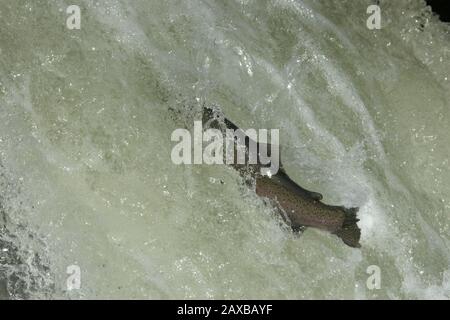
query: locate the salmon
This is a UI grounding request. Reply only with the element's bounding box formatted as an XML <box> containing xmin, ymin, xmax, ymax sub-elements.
<box><xmin>202</xmin><ymin>106</ymin><xmax>361</xmax><ymax>248</ymax></box>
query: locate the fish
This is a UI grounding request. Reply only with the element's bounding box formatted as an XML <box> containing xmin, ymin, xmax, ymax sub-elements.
<box><xmin>202</xmin><ymin>106</ymin><xmax>361</xmax><ymax>248</ymax></box>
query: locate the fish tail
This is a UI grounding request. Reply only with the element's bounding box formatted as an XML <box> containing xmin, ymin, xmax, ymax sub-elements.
<box><xmin>335</xmin><ymin>207</ymin><xmax>361</xmax><ymax>248</ymax></box>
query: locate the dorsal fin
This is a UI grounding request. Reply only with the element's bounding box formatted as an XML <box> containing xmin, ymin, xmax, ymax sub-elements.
<box><xmin>272</xmin><ymin>170</ymin><xmax>323</xmax><ymax>201</ymax></box>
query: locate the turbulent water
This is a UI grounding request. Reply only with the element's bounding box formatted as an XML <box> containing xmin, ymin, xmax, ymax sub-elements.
<box><xmin>0</xmin><ymin>0</ymin><xmax>449</xmax><ymax>299</ymax></box>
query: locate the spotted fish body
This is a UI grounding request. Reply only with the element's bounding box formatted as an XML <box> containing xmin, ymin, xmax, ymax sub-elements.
<box><xmin>256</xmin><ymin>176</ymin><xmax>344</xmax><ymax>232</ymax></box>
<box><xmin>256</xmin><ymin>173</ymin><xmax>361</xmax><ymax>248</ymax></box>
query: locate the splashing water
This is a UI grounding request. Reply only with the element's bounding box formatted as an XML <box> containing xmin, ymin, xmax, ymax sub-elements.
<box><xmin>0</xmin><ymin>0</ymin><xmax>449</xmax><ymax>299</ymax></box>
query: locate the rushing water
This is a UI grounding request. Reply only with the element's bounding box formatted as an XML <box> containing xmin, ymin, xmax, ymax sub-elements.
<box><xmin>0</xmin><ymin>0</ymin><xmax>449</xmax><ymax>299</ymax></box>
